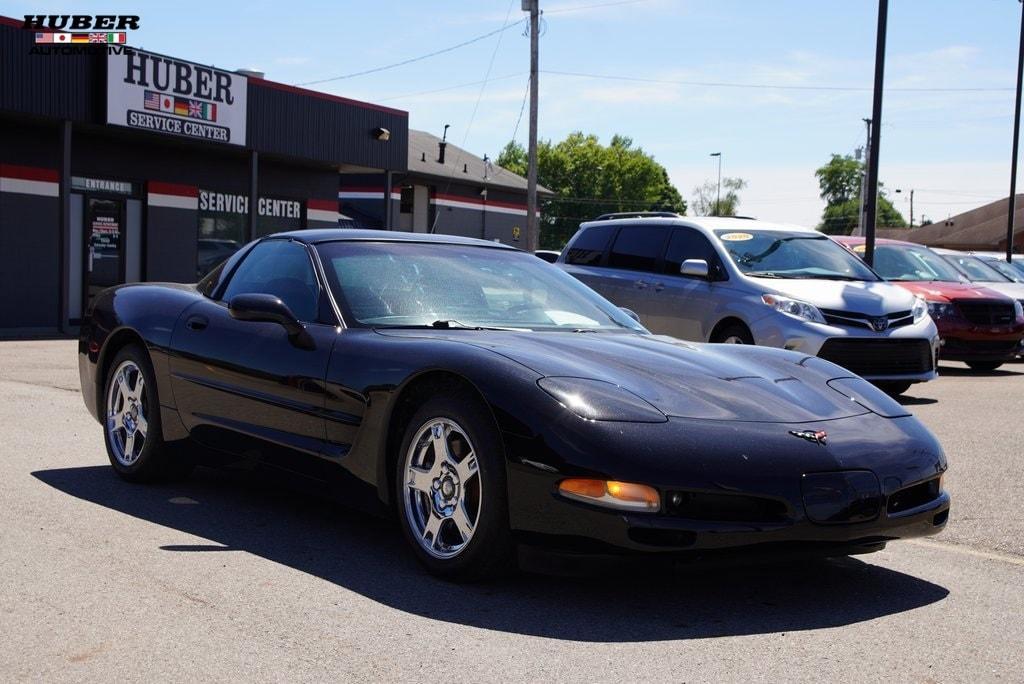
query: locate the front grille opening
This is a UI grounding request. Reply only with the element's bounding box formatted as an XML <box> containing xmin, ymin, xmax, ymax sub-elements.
<box><xmin>627</xmin><ymin>528</ymin><xmax>697</xmax><ymax>547</ymax></box>
<box><xmin>933</xmin><ymin>509</ymin><xmax>949</xmax><ymax>526</ymax></box>
<box><xmin>955</xmin><ymin>300</ymin><xmax>1015</xmax><ymax>325</ymax></box>
<box><xmin>887</xmin><ymin>477</ymin><xmax>941</xmax><ymax>514</ymax></box>
<box><xmin>818</xmin><ymin>338</ymin><xmax>933</xmax><ymax>376</ymax></box>
<box><xmin>664</xmin><ymin>491</ymin><xmax>789</xmax><ymax>523</ymax></box>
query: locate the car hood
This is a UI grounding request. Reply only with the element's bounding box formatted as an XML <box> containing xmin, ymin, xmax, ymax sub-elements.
<box><xmin>892</xmin><ymin>281</ymin><xmax>1014</xmax><ymax>303</ymax></box>
<box><xmin>379</xmin><ymin>329</ymin><xmax>875</xmax><ymax>423</ymax></box>
<box><xmin>967</xmin><ymin>281</ymin><xmax>1024</xmax><ymax>300</ymax></box>
<box><xmin>754</xmin><ymin>278</ymin><xmax>915</xmax><ymax>314</ymax></box>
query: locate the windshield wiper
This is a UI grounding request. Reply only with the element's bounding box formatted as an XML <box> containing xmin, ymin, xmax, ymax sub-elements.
<box><xmin>745</xmin><ymin>271</ymin><xmax>788</xmax><ymax>278</ymax></box>
<box><xmin>430</xmin><ymin>319</ymin><xmax>521</xmax><ymax>331</ymax></box>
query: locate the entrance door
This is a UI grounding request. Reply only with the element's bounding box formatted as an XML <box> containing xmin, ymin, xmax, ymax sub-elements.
<box><xmin>83</xmin><ymin>196</ymin><xmax>125</xmax><ymax>313</ymax></box>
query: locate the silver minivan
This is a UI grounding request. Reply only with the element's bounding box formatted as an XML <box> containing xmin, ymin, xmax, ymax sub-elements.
<box><xmin>557</xmin><ymin>213</ymin><xmax>939</xmax><ymax>394</ymax></box>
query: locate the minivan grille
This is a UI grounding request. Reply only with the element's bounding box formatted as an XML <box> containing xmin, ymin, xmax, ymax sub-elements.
<box><xmin>818</xmin><ymin>339</ymin><xmax>933</xmax><ymax>376</ymax></box>
<box><xmin>955</xmin><ymin>300</ymin><xmax>1015</xmax><ymax>325</ymax></box>
<box><xmin>819</xmin><ymin>308</ymin><xmax>914</xmax><ymax>331</ymax></box>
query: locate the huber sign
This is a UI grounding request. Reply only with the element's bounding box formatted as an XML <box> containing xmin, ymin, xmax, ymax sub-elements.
<box><xmin>107</xmin><ymin>49</ymin><xmax>247</xmax><ymax>146</ymax></box>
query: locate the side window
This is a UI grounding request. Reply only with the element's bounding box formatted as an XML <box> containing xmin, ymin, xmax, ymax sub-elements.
<box><xmin>565</xmin><ymin>224</ymin><xmax>614</xmax><ymax>265</ymax></box>
<box><xmin>607</xmin><ymin>225</ymin><xmax>667</xmax><ymax>272</ymax></box>
<box><xmin>221</xmin><ymin>240</ymin><xmax>320</xmax><ymax>322</ymax></box>
<box><xmin>663</xmin><ymin>227</ymin><xmax>721</xmax><ymax>277</ymax></box>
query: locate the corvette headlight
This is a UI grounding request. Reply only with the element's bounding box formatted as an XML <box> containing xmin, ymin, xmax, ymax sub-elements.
<box><xmin>912</xmin><ymin>296</ymin><xmax>928</xmax><ymax>322</ymax></box>
<box><xmin>926</xmin><ymin>300</ymin><xmax>956</xmax><ymax>321</ymax></box>
<box><xmin>537</xmin><ymin>377</ymin><xmax>666</xmax><ymax>423</ymax></box>
<box><xmin>559</xmin><ymin>478</ymin><xmax>661</xmax><ymax>512</ymax></box>
<box><xmin>1015</xmin><ymin>299</ymin><xmax>1024</xmax><ymax>321</ymax></box>
<box><xmin>762</xmin><ymin>294</ymin><xmax>825</xmax><ymax>324</ymax></box>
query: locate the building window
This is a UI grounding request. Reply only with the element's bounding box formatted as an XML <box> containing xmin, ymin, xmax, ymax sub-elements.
<box><xmin>197</xmin><ymin>190</ymin><xmax>247</xmax><ymax>279</ymax></box>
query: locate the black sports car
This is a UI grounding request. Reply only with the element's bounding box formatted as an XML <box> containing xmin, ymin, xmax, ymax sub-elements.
<box><xmin>79</xmin><ymin>230</ymin><xmax>950</xmax><ymax>579</ymax></box>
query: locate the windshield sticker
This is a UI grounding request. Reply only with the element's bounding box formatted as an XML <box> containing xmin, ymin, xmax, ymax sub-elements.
<box><xmin>853</xmin><ymin>244</ymin><xmax>867</xmax><ymax>253</ymax></box>
<box><xmin>719</xmin><ymin>232</ymin><xmax>753</xmax><ymax>242</ymax></box>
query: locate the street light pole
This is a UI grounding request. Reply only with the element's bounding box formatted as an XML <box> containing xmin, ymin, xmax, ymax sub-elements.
<box><xmin>710</xmin><ymin>152</ymin><xmax>721</xmax><ymax>216</ymax></box>
<box><xmin>1006</xmin><ymin>0</ymin><xmax>1024</xmax><ymax>262</ymax></box>
<box><xmin>525</xmin><ymin>0</ymin><xmax>540</xmax><ymax>253</ymax></box>
<box><xmin>896</xmin><ymin>187</ymin><xmax>914</xmax><ymax>227</ymax></box>
<box><xmin>863</xmin><ymin>0</ymin><xmax>888</xmax><ymax>267</ymax></box>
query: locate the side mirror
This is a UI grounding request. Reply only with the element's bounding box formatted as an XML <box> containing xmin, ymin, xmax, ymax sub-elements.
<box><xmin>680</xmin><ymin>258</ymin><xmax>710</xmax><ymax>279</ymax></box>
<box><xmin>229</xmin><ymin>293</ymin><xmax>313</xmax><ymax>348</ymax></box>
<box><xmin>619</xmin><ymin>307</ymin><xmax>641</xmax><ymax>322</ymax></box>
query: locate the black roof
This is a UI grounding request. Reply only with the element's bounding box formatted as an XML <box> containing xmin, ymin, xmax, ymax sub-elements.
<box><xmin>272</xmin><ymin>229</ymin><xmax>518</xmax><ymax>250</ymax></box>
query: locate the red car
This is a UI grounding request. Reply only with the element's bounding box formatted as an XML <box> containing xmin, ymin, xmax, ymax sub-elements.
<box><xmin>835</xmin><ymin>237</ymin><xmax>1024</xmax><ymax>371</ymax></box>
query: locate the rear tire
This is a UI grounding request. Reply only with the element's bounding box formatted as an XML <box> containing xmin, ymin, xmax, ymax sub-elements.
<box><xmin>873</xmin><ymin>381</ymin><xmax>912</xmax><ymax>397</ymax></box>
<box><xmin>102</xmin><ymin>344</ymin><xmax>192</xmax><ymax>482</ymax></box>
<box><xmin>965</xmin><ymin>361</ymin><xmax>1002</xmax><ymax>372</ymax></box>
<box><xmin>394</xmin><ymin>389</ymin><xmax>514</xmax><ymax>581</ymax></box>
<box><xmin>711</xmin><ymin>322</ymin><xmax>754</xmax><ymax>345</ymax></box>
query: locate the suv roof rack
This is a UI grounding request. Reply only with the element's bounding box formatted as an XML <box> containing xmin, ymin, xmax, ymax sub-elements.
<box><xmin>592</xmin><ymin>211</ymin><xmax>682</xmax><ymax>221</ymax></box>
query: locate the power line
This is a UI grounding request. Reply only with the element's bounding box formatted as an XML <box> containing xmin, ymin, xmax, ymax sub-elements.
<box><xmin>545</xmin><ymin>0</ymin><xmax>653</xmax><ymax>14</ymax></box>
<box><xmin>376</xmin><ymin>72</ymin><xmax>525</xmax><ymax>102</ymax></box>
<box><xmin>541</xmin><ymin>69</ymin><xmax>1015</xmax><ymax>93</ymax></box>
<box><xmin>297</xmin><ymin>18</ymin><xmax>526</xmax><ymax>86</ymax></box>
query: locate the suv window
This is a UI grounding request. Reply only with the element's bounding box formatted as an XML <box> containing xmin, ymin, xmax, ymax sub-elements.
<box><xmin>664</xmin><ymin>227</ymin><xmax>722</xmax><ymax>277</ymax></box>
<box><xmin>607</xmin><ymin>225</ymin><xmax>667</xmax><ymax>272</ymax></box>
<box><xmin>565</xmin><ymin>224</ymin><xmax>615</xmax><ymax>265</ymax></box>
<box><xmin>221</xmin><ymin>239</ymin><xmax>319</xmax><ymax>322</ymax></box>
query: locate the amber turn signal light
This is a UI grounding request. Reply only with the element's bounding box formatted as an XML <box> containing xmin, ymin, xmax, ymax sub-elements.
<box><xmin>558</xmin><ymin>478</ymin><xmax>660</xmax><ymax>512</ymax></box>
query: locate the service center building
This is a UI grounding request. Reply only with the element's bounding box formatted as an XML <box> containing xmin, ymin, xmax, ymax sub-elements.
<box><xmin>0</xmin><ymin>16</ymin><xmax>408</xmax><ymax>335</ymax></box>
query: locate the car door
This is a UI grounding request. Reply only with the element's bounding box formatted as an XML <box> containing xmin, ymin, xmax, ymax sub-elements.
<box><xmin>169</xmin><ymin>238</ymin><xmax>336</xmax><ymax>466</ymax></box>
<box><xmin>647</xmin><ymin>226</ymin><xmax>725</xmax><ymax>340</ymax></box>
<box><xmin>578</xmin><ymin>224</ymin><xmax>669</xmax><ymax>316</ymax></box>
<box><xmin>560</xmin><ymin>223</ymin><xmax>618</xmax><ymax>297</ymax></box>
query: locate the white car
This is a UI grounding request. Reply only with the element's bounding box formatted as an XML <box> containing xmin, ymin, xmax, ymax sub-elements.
<box><xmin>558</xmin><ymin>213</ymin><xmax>939</xmax><ymax>395</ymax></box>
<box><xmin>934</xmin><ymin>248</ymin><xmax>1024</xmax><ymax>304</ymax></box>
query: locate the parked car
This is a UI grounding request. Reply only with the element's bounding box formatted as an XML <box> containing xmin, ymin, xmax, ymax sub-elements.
<box><xmin>79</xmin><ymin>230</ymin><xmax>949</xmax><ymax>579</ymax></box>
<box><xmin>534</xmin><ymin>249</ymin><xmax>561</xmax><ymax>263</ymax></box>
<box><xmin>968</xmin><ymin>252</ymin><xmax>1024</xmax><ymax>283</ymax></box>
<box><xmin>933</xmin><ymin>248</ymin><xmax>1024</xmax><ymax>304</ymax></box>
<box><xmin>835</xmin><ymin>237</ymin><xmax>1024</xmax><ymax>371</ymax></box>
<box><xmin>970</xmin><ymin>251</ymin><xmax>1024</xmax><ymax>279</ymax></box>
<box><xmin>557</xmin><ymin>213</ymin><xmax>938</xmax><ymax>395</ymax></box>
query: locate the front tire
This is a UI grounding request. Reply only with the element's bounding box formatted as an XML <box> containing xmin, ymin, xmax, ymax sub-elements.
<box><xmin>102</xmin><ymin>344</ymin><xmax>190</xmax><ymax>482</ymax></box>
<box><xmin>394</xmin><ymin>390</ymin><xmax>513</xmax><ymax>581</ymax></box>
<box><xmin>873</xmin><ymin>381</ymin><xmax>912</xmax><ymax>397</ymax></box>
<box><xmin>711</xmin><ymin>322</ymin><xmax>754</xmax><ymax>345</ymax></box>
<box><xmin>965</xmin><ymin>360</ymin><xmax>1003</xmax><ymax>372</ymax></box>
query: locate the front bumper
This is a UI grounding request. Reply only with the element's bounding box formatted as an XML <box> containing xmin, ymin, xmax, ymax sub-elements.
<box><xmin>935</xmin><ymin>317</ymin><xmax>1024</xmax><ymax>363</ymax></box>
<box><xmin>750</xmin><ymin>313</ymin><xmax>939</xmax><ymax>382</ymax></box>
<box><xmin>505</xmin><ymin>413</ymin><xmax>948</xmax><ymax>559</ymax></box>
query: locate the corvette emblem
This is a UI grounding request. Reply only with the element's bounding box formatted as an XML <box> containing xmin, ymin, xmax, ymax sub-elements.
<box><xmin>789</xmin><ymin>429</ymin><xmax>828</xmax><ymax>445</ymax></box>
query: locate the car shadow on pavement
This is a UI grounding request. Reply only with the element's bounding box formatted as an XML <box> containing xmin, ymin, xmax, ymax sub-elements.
<box><xmin>33</xmin><ymin>465</ymin><xmax>949</xmax><ymax>643</ymax></box>
<box><xmin>938</xmin><ymin>364</ymin><xmax>1023</xmax><ymax>378</ymax></box>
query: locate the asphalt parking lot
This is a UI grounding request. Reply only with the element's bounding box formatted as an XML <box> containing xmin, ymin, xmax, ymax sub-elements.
<box><xmin>1</xmin><ymin>340</ymin><xmax>1022</xmax><ymax>682</ymax></box>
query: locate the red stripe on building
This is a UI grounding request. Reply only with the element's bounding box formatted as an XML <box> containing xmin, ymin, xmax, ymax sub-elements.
<box><xmin>433</xmin><ymin>192</ymin><xmax>528</xmax><ymax>212</ymax></box>
<box><xmin>308</xmin><ymin>198</ymin><xmax>338</xmax><ymax>211</ymax></box>
<box><xmin>0</xmin><ymin>163</ymin><xmax>59</xmax><ymax>182</ymax></box>
<box><xmin>0</xmin><ymin>15</ymin><xmax>22</xmax><ymax>28</ymax></box>
<box><xmin>148</xmin><ymin>181</ymin><xmax>198</xmax><ymax>197</ymax></box>
<box><xmin>249</xmin><ymin>77</ymin><xmax>408</xmax><ymax>117</ymax></box>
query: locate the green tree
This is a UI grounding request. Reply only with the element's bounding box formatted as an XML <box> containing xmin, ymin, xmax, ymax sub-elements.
<box><xmin>497</xmin><ymin>133</ymin><xmax>686</xmax><ymax>250</ymax></box>
<box><xmin>692</xmin><ymin>177</ymin><xmax>747</xmax><ymax>216</ymax></box>
<box><xmin>815</xmin><ymin>154</ymin><xmax>906</xmax><ymax>235</ymax></box>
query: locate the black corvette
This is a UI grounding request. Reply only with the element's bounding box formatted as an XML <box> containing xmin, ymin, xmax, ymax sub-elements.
<box><xmin>79</xmin><ymin>230</ymin><xmax>950</xmax><ymax>579</ymax></box>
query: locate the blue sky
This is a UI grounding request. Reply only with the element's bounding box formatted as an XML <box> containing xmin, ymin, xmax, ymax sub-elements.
<box><xmin>5</xmin><ymin>0</ymin><xmax>1023</xmax><ymax>226</ymax></box>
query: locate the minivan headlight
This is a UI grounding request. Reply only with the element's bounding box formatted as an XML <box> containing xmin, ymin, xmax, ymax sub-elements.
<box><xmin>762</xmin><ymin>294</ymin><xmax>826</xmax><ymax>324</ymax></box>
<box><xmin>912</xmin><ymin>296</ymin><xmax>928</xmax><ymax>322</ymax></box>
<box><xmin>927</xmin><ymin>300</ymin><xmax>956</xmax><ymax>320</ymax></box>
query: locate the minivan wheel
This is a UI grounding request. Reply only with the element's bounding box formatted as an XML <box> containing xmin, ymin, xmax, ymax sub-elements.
<box><xmin>873</xmin><ymin>381</ymin><xmax>912</xmax><ymax>397</ymax></box>
<box><xmin>966</xmin><ymin>360</ymin><xmax>1003</xmax><ymax>372</ymax></box>
<box><xmin>712</xmin><ymin>322</ymin><xmax>754</xmax><ymax>345</ymax></box>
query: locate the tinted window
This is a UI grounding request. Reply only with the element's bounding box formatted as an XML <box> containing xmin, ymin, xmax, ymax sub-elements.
<box><xmin>221</xmin><ymin>240</ymin><xmax>319</xmax><ymax>322</ymax></box>
<box><xmin>664</xmin><ymin>227</ymin><xmax>720</xmax><ymax>276</ymax></box>
<box><xmin>565</xmin><ymin>224</ymin><xmax>615</xmax><ymax>265</ymax></box>
<box><xmin>607</xmin><ymin>226</ymin><xmax>667</xmax><ymax>272</ymax></box>
<box><xmin>944</xmin><ymin>254</ymin><xmax>1010</xmax><ymax>283</ymax></box>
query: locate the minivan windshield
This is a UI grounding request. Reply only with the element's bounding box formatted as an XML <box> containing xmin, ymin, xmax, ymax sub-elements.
<box><xmin>943</xmin><ymin>254</ymin><xmax>1012</xmax><ymax>283</ymax></box>
<box><xmin>714</xmin><ymin>229</ymin><xmax>879</xmax><ymax>281</ymax></box>
<box><xmin>865</xmin><ymin>244</ymin><xmax>968</xmax><ymax>282</ymax></box>
<box><xmin>316</xmin><ymin>241</ymin><xmax>647</xmax><ymax>332</ymax></box>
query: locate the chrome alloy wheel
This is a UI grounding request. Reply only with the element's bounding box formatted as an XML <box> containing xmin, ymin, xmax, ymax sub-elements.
<box><xmin>105</xmin><ymin>360</ymin><xmax>148</xmax><ymax>466</ymax></box>
<box><xmin>402</xmin><ymin>418</ymin><xmax>481</xmax><ymax>559</ymax></box>
<box><xmin>722</xmin><ymin>335</ymin><xmax>747</xmax><ymax>344</ymax></box>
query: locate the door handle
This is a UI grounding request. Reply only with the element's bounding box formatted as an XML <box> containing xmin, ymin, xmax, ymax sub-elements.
<box><xmin>653</xmin><ymin>282</ymin><xmax>665</xmax><ymax>292</ymax></box>
<box><xmin>185</xmin><ymin>315</ymin><xmax>208</xmax><ymax>331</ymax></box>
<box><xmin>633</xmin><ymin>280</ymin><xmax>649</xmax><ymax>289</ymax></box>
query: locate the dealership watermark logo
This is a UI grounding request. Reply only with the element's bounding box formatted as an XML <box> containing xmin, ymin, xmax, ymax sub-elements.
<box><xmin>23</xmin><ymin>15</ymin><xmax>139</xmax><ymax>54</ymax></box>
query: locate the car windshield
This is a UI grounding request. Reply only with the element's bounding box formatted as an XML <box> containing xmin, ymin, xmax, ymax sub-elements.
<box><xmin>856</xmin><ymin>244</ymin><xmax>967</xmax><ymax>282</ymax></box>
<box><xmin>714</xmin><ymin>229</ymin><xmax>879</xmax><ymax>281</ymax></box>
<box><xmin>943</xmin><ymin>254</ymin><xmax>1011</xmax><ymax>283</ymax></box>
<box><xmin>977</xmin><ymin>257</ymin><xmax>1024</xmax><ymax>283</ymax></box>
<box><xmin>316</xmin><ymin>241</ymin><xmax>647</xmax><ymax>332</ymax></box>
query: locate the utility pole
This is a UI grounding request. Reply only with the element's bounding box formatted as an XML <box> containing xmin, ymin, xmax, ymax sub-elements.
<box><xmin>863</xmin><ymin>0</ymin><xmax>889</xmax><ymax>267</ymax></box>
<box><xmin>855</xmin><ymin>119</ymin><xmax>871</xmax><ymax>237</ymax></box>
<box><xmin>896</xmin><ymin>187</ymin><xmax>914</xmax><ymax>227</ymax></box>
<box><xmin>524</xmin><ymin>0</ymin><xmax>540</xmax><ymax>253</ymax></box>
<box><xmin>710</xmin><ymin>152</ymin><xmax>722</xmax><ymax>216</ymax></box>
<box><xmin>1006</xmin><ymin>0</ymin><xmax>1024</xmax><ymax>262</ymax></box>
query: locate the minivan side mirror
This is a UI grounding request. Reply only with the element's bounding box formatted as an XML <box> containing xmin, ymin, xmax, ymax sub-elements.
<box><xmin>680</xmin><ymin>259</ymin><xmax>710</xmax><ymax>279</ymax></box>
<box><xmin>619</xmin><ymin>307</ymin><xmax>641</xmax><ymax>322</ymax></box>
<box><xmin>229</xmin><ymin>293</ymin><xmax>313</xmax><ymax>348</ymax></box>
